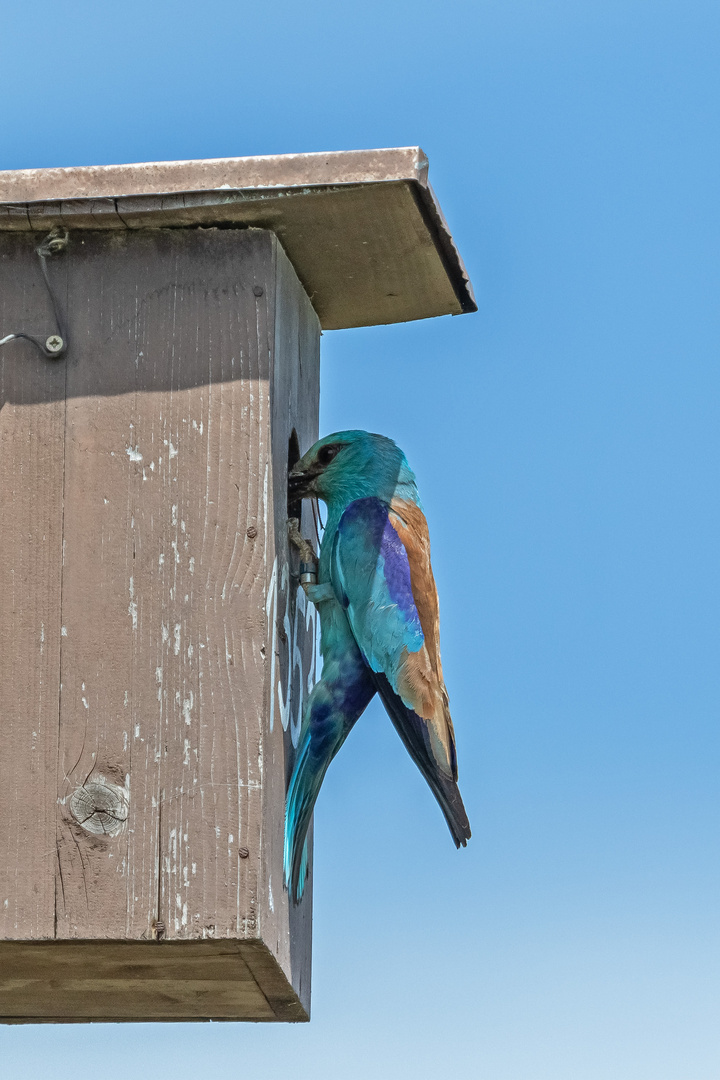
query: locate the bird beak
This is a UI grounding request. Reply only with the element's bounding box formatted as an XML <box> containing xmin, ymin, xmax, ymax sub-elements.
<box><xmin>288</xmin><ymin>468</ymin><xmax>315</xmax><ymax>501</ymax></box>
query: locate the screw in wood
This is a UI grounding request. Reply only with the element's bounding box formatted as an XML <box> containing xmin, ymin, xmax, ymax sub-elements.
<box><xmin>253</xmin><ymin>286</ymin><xmax>264</xmax><ymax>297</ymax></box>
<box><xmin>69</xmin><ymin>778</ymin><xmax>129</xmax><ymax>837</ymax></box>
<box><xmin>45</xmin><ymin>335</ymin><xmax>64</xmax><ymax>355</ymax></box>
<box><xmin>246</xmin><ymin>525</ymin><xmax>258</xmax><ymax>539</ymax></box>
<box><xmin>238</xmin><ymin>847</ymin><xmax>250</xmax><ymax>859</ymax></box>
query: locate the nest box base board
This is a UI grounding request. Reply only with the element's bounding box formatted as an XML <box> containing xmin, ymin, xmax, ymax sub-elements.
<box><xmin>0</xmin><ymin>939</ymin><xmax>308</xmax><ymax>1023</ymax></box>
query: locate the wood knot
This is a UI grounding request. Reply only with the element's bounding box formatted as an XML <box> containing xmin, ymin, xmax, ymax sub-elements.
<box><xmin>69</xmin><ymin>778</ymin><xmax>129</xmax><ymax>837</ymax></box>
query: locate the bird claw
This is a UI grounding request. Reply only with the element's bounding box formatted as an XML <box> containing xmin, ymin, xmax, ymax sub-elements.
<box><xmin>287</xmin><ymin>519</ymin><xmax>319</xmax><ymax>594</ymax></box>
<box><xmin>287</xmin><ymin>518</ymin><xmax>317</xmax><ymax>566</ymax></box>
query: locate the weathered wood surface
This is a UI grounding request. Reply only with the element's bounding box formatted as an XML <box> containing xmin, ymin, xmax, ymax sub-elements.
<box><xmin>0</xmin><ymin>148</ymin><xmax>477</xmax><ymax>330</ymax></box>
<box><xmin>0</xmin><ymin>227</ymin><xmax>319</xmax><ymax>1021</ymax></box>
<box><xmin>0</xmin><ymin>940</ymin><xmax>305</xmax><ymax>1022</ymax></box>
<box><xmin>0</xmin><ymin>147</ymin><xmax>427</xmax><ymax>202</ymax></box>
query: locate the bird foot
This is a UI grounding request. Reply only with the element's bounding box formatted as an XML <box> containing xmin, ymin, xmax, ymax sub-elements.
<box><xmin>287</xmin><ymin>519</ymin><xmax>319</xmax><ymax>593</ymax></box>
<box><xmin>287</xmin><ymin>518</ymin><xmax>316</xmax><ymax>564</ymax></box>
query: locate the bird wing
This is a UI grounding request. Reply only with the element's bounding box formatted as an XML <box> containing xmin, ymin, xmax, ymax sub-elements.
<box><xmin>330</xmin><ymin>495</ymin><xmax>458</xmax><ymax>784</ymax></box>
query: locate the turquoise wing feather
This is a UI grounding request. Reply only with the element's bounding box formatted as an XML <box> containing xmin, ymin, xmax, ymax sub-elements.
<box><xmin>330</xmin><ymin>496</ymin><xmax>425</xmax><ymax>691</ymax></box>
<box><xmin>331</xmin><ymin>496</ymin><xmax>471</xmax><ymax>848</ymax></box>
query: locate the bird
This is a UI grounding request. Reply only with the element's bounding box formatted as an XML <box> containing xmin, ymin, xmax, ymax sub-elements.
<box><xmin>284</xmin><ymin>429</ymin><xmax>471</xmax><ymax>901</ymax></box>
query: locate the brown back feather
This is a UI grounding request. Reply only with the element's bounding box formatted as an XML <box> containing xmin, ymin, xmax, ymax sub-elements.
<box><xmin>389</xmin><ymin>499</ymin><xmax>457</xmax><ymax>780</ymax></box>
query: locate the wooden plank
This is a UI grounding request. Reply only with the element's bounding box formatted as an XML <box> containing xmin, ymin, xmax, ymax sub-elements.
<box><xmin>242</xmin><ymin>939</ymin><xmax>309</xmax><ymax>1021</ymax></box>
<box><xmin>267</xmin><ymin>181</ymin><xmax>469</xmax><ymax>329</ymax></box>
<box><xmin>256</xmin><ymin>236</ymin><xmax>320</xmax><ymax>1017</ymax></box>
<box><xmin>0</xmin><ymin>147</ymin><xmax>429</xmax><ymax>202</ymax></box>
<box><xmin>0</xmin><ymin>941</ymin><xmax>285</xmax><ymax>1021</ymax></box>
<box><xmin>0</xmin><ymin>205</ymin><xmax>31</xmax><ymax>230</ymax></box>
<box><xmin>0</xmin><ymin>232</ymin><xmax>67</xmax><ymax>942</ymax></box>
<box><xmin>1</xmin><ymin>984</ymin><xmax>274</xmax><ymax>1022</ymax></box>
<box><xmin>0</xmin><ymin>939</ymin><xmax>307</xmax><ymax>1022</ymax></box>
<box><xmin>0</xmin><ymin>226</ymin><xmax>316</xmax><ymax>1020</ymax></box>
<box><xmin>54</xmin><ymin>228</ymin><xmax>276</xmax><ymax>943</ymax></box>
<box><xmin>0</xmin><ymin>149</ymin><xmax>477</xmax><ymax>329</ymax></box>
<box><xmin>28</xmin><ymin>198</ymin><xmax>124</xmax><ymax>231</ymax></box>
<box><xmin>113</xmin><ymin>183</ymin><xmax>470</xmax><ymax>329</ymax></box>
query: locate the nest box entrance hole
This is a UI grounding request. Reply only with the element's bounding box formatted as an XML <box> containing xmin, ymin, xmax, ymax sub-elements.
<box><xmin>287</xmin><ymin>429</ymin><xmax>301</xmax><ymax>523</ymax></box>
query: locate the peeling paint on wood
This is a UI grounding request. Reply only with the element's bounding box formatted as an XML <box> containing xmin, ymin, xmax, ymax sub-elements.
<box><xmin>0</xmin><ymin>227</ymin><xmax>319</xmax><ymax>1021</ymax></box>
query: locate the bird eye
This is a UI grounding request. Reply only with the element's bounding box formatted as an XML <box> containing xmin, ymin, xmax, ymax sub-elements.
<box><xmin>318</xmin><ymin>444</ymin><xmax>341</xmax><ymax>466</ymax></box>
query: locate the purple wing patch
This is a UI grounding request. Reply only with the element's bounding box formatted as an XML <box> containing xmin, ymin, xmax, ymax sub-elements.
<box><xmin>338</xmin><ymin>497</ymin><xmax>423</xmax><ymax>637</ymax></box>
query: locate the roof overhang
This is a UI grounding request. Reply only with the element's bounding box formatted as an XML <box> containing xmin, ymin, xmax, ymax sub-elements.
<box><xmin>0</xmin><ymin>148</ymin><xmax>475</xmax><ymax>330</ymax></box>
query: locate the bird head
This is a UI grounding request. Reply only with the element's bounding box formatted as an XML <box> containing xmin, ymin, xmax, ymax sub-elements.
<box><xmin>288</xmin><ymin>430</ymin><xmax>421</xmax><ymax>511</ymax></box>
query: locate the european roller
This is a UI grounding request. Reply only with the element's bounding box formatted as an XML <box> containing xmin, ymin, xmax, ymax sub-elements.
<box><xmin>285</xmin><ymin>429</ymin><xmax>471</xmax><ymax>901</ymax></box>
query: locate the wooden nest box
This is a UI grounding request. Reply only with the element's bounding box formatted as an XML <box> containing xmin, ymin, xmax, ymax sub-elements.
<box><xmin>0</xmin><ymin>148</ymin><xmax>475</xmax><ymax>1023</ymax></box>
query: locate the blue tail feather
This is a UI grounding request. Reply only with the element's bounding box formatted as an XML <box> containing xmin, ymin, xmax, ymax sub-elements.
<box><xmin>284</xmin><ymin>645</ymin><xmax>376</xmax><ymax>903</ymax></box>
<box><xmin>284</xmin><ymin>731</ymin><xmax>321</xmax><ymax>901</ymax></box>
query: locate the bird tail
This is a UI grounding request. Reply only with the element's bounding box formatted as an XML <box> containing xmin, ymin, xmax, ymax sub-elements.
<box><xmin>372</xmin><ymin>672</ymin><xmax>472</xmax><ymax>848</ymax></box>
<box><xmin>284</xmin><ymin>731</ymin><xmax>326</xmax><ymax>904</ymax></box>
<box><xmin>284</xmin><ymin>651</ymin><xmax>377</xmax><ymax>903</ymax></box>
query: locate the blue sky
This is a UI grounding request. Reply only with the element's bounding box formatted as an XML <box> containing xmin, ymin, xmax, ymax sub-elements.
<box><xmin>3</xmin><ymin>1</ymin><xmax>719</xmax><ymax>1077</ymax></box>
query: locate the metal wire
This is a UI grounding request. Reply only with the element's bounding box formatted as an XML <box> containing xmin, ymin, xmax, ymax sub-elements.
<box><xmin>0</xmin><ymin>227</ymin><xmax>69</xmax><ymax>360</ymax></box>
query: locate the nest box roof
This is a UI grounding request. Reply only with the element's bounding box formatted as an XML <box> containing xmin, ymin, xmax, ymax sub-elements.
<box><xmin>0</xmin><ymin>147</ymin><xmax>475</xmax><ymax>330</ymax></box>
